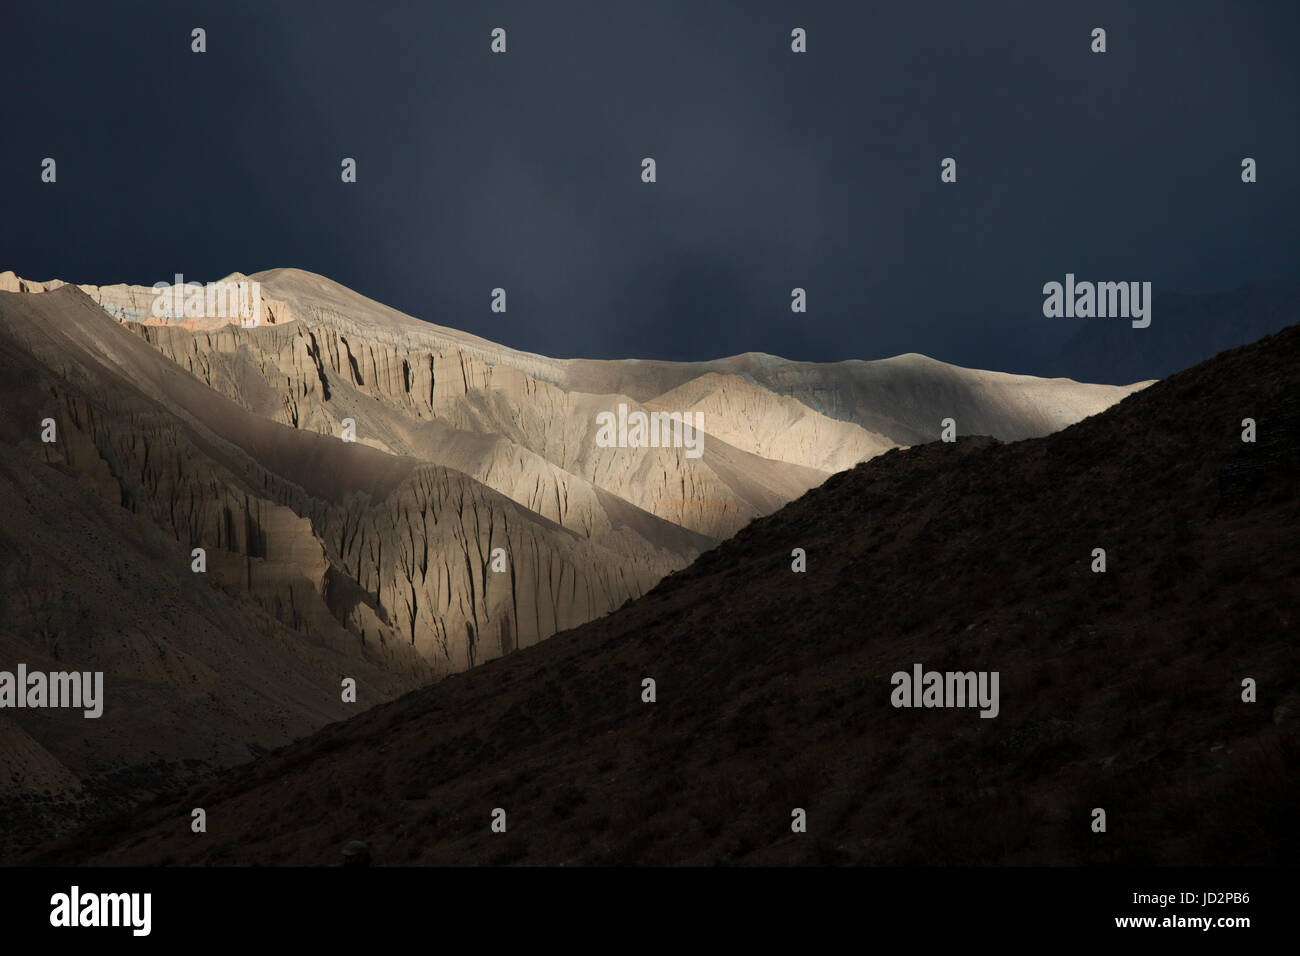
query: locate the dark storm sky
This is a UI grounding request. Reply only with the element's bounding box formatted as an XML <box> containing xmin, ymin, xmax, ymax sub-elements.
<box><xmin>2</xmin><ymin>0</ymin><xmax>1296</xmax><ymax>372</ymax></box>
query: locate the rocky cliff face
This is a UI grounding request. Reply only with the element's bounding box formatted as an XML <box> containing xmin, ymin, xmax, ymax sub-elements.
<box><xmin>0</xmin><ymin>269</ymin><xmax>295</xmax><ymax>330</ymax></box>
<box><xmin>0</xmin><ymin>285</ymin><xmax>664</xmax><ymax>855</ymax></box>
<box><xmin>0</xmin><ymin>268</ymin><xmax>1150</xmax><ymax>681</ymax></box>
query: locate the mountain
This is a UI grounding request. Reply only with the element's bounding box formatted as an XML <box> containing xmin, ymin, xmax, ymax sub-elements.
<box><xmin>3</xmin><ymin>268</ymin><xmax>1146</xmax><ymax>658</ymax></box>
<box><xmin>0</xmin><ymin>285</ymin><xmax>432</xmax><ymax>857</ymax></box>
<box><xmin>0</xmin><ymin>269</ymin><xmax>1146</xmax><ymax>860</ymax></box>
<box><xmin>29</xmin><ymin>318</ymin><xmax>1297</xmax><ymax>867</ymax></box>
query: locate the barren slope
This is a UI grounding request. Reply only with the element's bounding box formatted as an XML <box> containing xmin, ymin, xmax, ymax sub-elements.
<box><xmin>0</xmin><ymin>286</ymin><xmax>687</xmax><ymax>857</ymax></box>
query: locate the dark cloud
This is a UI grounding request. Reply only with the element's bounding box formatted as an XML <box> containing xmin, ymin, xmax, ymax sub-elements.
<box><xmin>2</xmin><ymin>0</ymin><xmax>1296</xmax><ymax>372</ymax></box>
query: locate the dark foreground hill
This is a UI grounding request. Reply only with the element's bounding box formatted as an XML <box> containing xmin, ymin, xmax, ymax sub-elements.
<box><xmin>32</xmin><ymin>323</ymin><xmax>1300</xmax><ymax>866</ymax></box>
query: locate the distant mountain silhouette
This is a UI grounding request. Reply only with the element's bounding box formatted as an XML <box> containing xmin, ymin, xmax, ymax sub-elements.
<box><xmin>1046</xmin><ymin>283</ymin><xmax>1299</xmax><ymax>385</ymax></box>
<box><xmin>34</xmin><ymin>321</ymin><xmax>1298</xmax><ymax>866</ymax></box>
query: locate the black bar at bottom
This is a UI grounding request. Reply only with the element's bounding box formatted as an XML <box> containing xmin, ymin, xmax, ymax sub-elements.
<box><xmin>0</xmin><ymin>866</ymin><xmax>1287</xmax><ymax>944</ymax></box>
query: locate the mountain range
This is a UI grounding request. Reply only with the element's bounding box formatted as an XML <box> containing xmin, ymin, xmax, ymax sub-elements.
<box><xmin>21</xmin><ymin>305</ymin><xmax>1297</xmax><ymax>867</ymax></box>
<box><xmin>0</xmin><ymin>268</ymin><xmax>1150</xmax><ymax>859</ymax></box>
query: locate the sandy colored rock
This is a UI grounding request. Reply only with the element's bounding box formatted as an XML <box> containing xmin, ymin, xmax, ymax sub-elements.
<box><xmin>0</xmin><ymin>268</ymin><xmax>1151</xmax><ymax>860</ymax></box>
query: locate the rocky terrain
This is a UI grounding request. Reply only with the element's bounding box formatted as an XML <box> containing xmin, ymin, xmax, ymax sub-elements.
<box><xmin>27</xmin><ymin>318</ymin><xmax>1296</xmax><ymax>867</ymax></box>
<box><xmin>0</xmin><ymin>269</ymin><xmax>1146</xmax><ymax>860</ymax></box>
